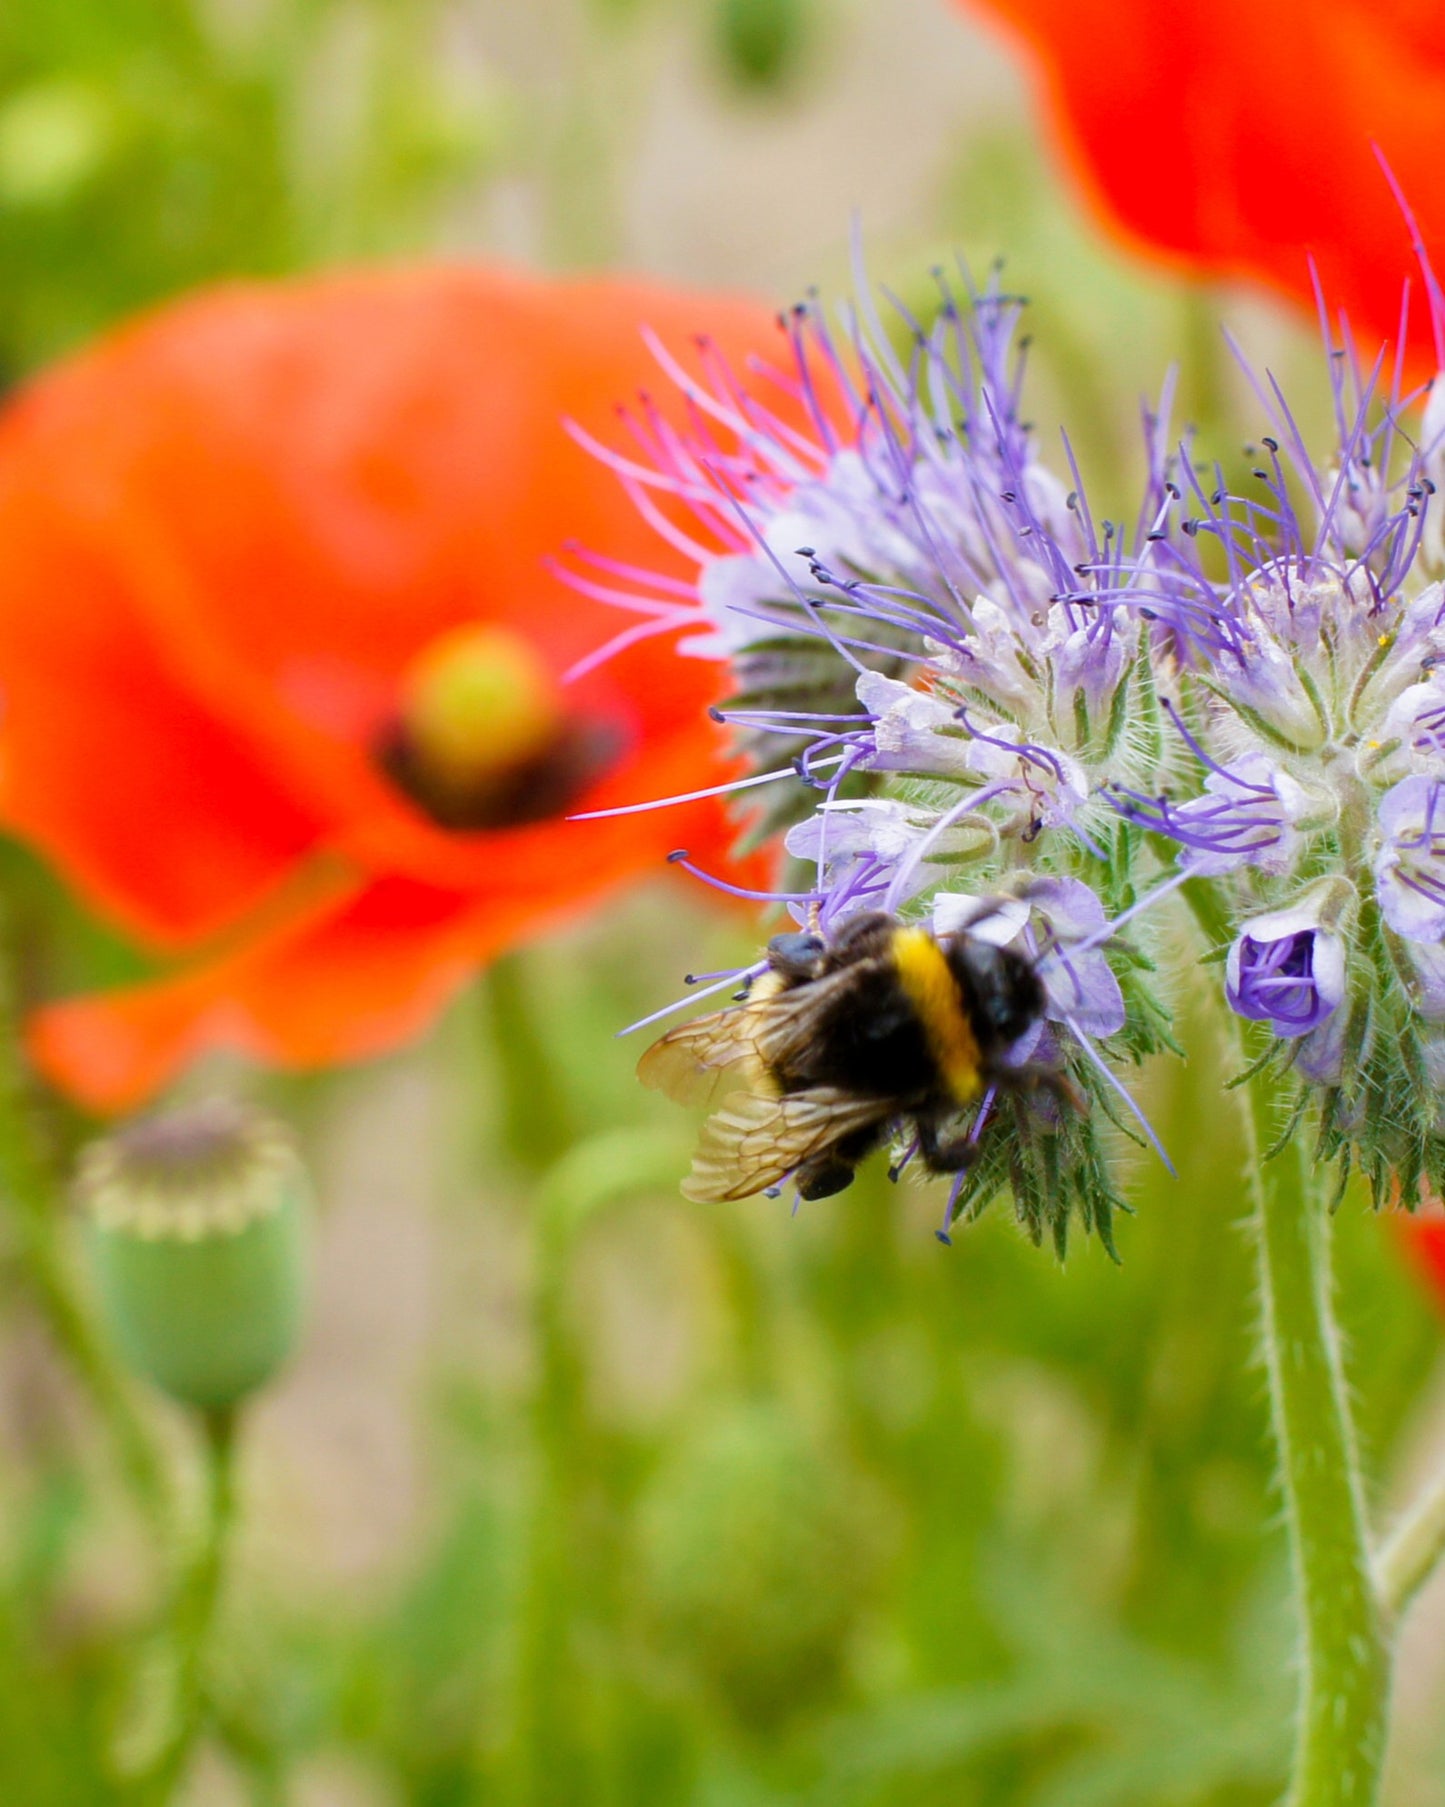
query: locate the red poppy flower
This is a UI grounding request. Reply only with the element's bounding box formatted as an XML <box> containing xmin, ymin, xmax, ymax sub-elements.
<box><xmin>0</xmin><ymin>266</ymin><xmax>782</xmax><ymax>1111</ymax></box>
<box><xmin>1401</xmin><ymin>1215</ymin><xmax>1445</xmax><ymax>1312</ymax></box>
<box><xmin>961</xmin><ymin>0</ymin><xmax>1445</xmax><ymax>364</ymax></box>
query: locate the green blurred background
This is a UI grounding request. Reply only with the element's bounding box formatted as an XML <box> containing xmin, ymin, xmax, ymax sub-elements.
<box><xmin>1</xmin><ymin>2</ymin><xmax>1443</xmax><ymax>1803</ymax></box>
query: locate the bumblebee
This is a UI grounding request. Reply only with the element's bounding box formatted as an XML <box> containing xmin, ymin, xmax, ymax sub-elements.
<box><xmin>640</xmin><ymin>910</ymin><xmax>1072</xmax><ymax>1203</ymax></box>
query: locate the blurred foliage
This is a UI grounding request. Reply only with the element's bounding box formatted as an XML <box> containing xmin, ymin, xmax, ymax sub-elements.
<box><xmin>0</xmin><ymin>1</ymin><xmax>1442</xmax><ymax>1803</ymax></box>
<box><xmin>712</xmin><ymin>0</ymin><xmax>812</xmax><ymax>93</ymax></box>
<box><xmin>8</xmin><ymin>889</ymin><xmax>1441</xmax><ymax>1804</ymax></box>
<box><xmin>0</xmin><ymin>0</ymin><xmax>509</xmax><ymax>379</ymax></box>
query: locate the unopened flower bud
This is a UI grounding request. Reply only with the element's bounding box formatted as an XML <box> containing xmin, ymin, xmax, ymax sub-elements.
<box><xmin>77</xmin><ymin>1100</ymin><xmax>310</xmax><ymax>1411</ymax></box>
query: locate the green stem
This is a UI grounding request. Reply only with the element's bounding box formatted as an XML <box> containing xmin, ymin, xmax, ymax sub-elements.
<box><xmin>0</xmin><ymin>918</ymin><xmax>171</xmax><ymax>1535</ymax></box>
<box><xmin>480</xmin><ymin>954</ymin><xmax>576</xmax><ymax>1172</ymax></box>
<box><xmin>1376</xmin><ymin>1454</ymin><xmax>1445</xmax><ymax>1619</ymax></box>
<box><xmin>1242</xmin><ymin>1060</ymin><xmax>1390</xmax><ymax>1806</ymax></box>
<box><xmin>140</xmin><ymin>1406</ymin><xmax>239</xmax><ymax>1804</ymax></box>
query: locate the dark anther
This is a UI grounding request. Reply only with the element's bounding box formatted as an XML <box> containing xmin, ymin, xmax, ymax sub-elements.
<box><xmin>708</xmin><ymin>706</ymin><xmax>726</xmax><ymax>722</ymax></box>
<box><xmin>1252</xmin><ymin>469</ymin><xmax>1270</xmax><ymax>481</ymax></box>
<box><xmin>1262</xmin><ymin>436</ymin><xmax>1279</xmax><ymax>452</ymax></box>
<box><xmin>666</xmin><ymin>848</ymin><xmax>689</xmax><ymax>864</ymax></box>
<box><xmin>1066</xmin><ymin>490</ymin><xmax>1079</xmax><ymax>509</ymax></box>
<box><xmin>1001</xmin><ymin>490</ymin><xmax>1016</xmax><ymax>503</ymax></box>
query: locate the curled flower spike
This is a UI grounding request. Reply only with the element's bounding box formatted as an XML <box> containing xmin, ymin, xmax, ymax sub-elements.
<box><xmin>597</xmin><ymin>264</ymin><xmax>1192</xmax><ymax>1248</ymax></box>
<box><xmin>1107</xmin><ymin>300</ymin><xmax>1445</xmax><ymax>1203</ymax></box>
<box><xmin>0</xmin><ymin>268</ymin><xmax>786</xmax><ymax>1110</ymax></box>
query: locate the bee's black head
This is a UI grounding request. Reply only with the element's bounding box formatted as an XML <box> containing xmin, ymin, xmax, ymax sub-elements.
<box><xmin>948</xmin><ymin>937</ymin><xmax>1047</xmax><ymax>1050</ymax></box>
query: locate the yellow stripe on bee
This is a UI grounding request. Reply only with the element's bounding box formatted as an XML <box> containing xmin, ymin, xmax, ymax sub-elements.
<box><xmin>889</xmin><ymin>926</ymin><xmax>982</xmax><ymax>1106</ymax></box>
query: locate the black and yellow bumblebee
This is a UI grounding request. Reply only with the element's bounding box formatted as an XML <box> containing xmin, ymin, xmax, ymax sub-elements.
<box><xmin>640</xmin><ymin>909</ymin><xmax>1074</xmax><ymax>1203</ymax></box>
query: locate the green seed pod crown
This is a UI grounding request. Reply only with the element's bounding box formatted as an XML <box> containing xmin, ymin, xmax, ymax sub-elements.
<box><xmin>77</xmin><ymin>1099</ymin><xmax>311</xmax><ymax>1411</ymax></box>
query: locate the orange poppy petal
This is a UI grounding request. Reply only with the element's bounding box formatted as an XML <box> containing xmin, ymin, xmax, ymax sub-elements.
<box><xmin>1400</xmin><ymin>1217</ymin><xmax>1445</xmax><ymax>1311</ymax></box>
<box><xmin>964</xmin><ymin>0</ymin><xmax>1445</xmax><ymax>362</ymax></box>
<box><xmin>0</xmin><ymin>266</ymin><xmax>783</xmax><ymax>937</ymax></box>
<box><xmin>27</xmin><ymin>783</ymin><xmax>772</xmax><ymax>1115</ymax></box>
<box><xmin>0</xmin><ymin>480</ymin><xmax>328</xmax><ymax>947</ymax></box>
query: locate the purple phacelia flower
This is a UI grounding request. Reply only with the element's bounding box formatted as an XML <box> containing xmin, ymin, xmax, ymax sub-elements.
<box><xmin>1374</xmin><ymin>774</ymin><xmax>1445</xmax><ymax>940</ymax></box>
<box><xmin>568</xmin><ymin>259</ymin><xmax>1204</xmax><ymax>867</ymax></box>
<box><xmin>1225</xmin><ymin>900</ymin><xmax>1347</xmax><ymax>1040</ymax></box>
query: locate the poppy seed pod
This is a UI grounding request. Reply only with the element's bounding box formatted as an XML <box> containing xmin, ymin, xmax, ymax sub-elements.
<box><xmin>77</xmin><ymin>1100</ymin><xmax>310</xmax><ymax>1411</ymax></box>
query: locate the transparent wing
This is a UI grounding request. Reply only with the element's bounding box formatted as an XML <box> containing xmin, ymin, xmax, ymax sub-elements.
<box><xmin>639</xmin><ymin>956</ymin><xmax>893</xmax><ymax>1108</ymax></box>
<box><xmin>637</xmin><ymin>1004</ymin><xmax>772</xmax><ymax>1106</ymax></box>
<box><xmin>681</xmin><ymin>1087</ymin><xmax>889</xmax><ymax>1203</ymax></box>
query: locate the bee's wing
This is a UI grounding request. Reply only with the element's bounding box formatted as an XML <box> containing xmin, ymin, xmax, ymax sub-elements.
<box><xmin>746</xmin><ymin>960</ymin><xmax>888</xmax><ymax>1070</ymax></box>
<box><xmin>681</xmin><ymin>1087</ymin><xmax>889</xmax><ymax>1203</ymax></box>
<box><xmin>640</xmin><ymin>959</ymin><xmax>888</xmax><ymax>1107</ymax></box>
<box><xmin>637</xmin><ymin>1005</ymin><xmax>771</xmax><ymax>1106</ymax></box>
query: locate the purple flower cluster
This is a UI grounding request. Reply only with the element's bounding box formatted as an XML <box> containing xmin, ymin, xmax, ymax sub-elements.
<box><xmin>573</xmin><ymin>264</ymin><xmax>1219</xmax><ymax>907</ymax></box>
<box><xmin>590</xmin><ymin>250</ymin><xmax>1445</xmax><ymax>1215</ymax></box>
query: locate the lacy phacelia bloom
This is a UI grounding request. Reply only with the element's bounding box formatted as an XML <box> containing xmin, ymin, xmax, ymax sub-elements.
<box><xmin>593</xmin><ymin>271</ymin><xmax>1191</xmax><ymax>1247</ymax></box>
<box><xmin>0</xmin><ymin>268</ymin><xmax>781</xmax><ymax>1111</ymax></box>
<box><xmin>962</xmin><ymin>0</ymin><xmax>1445</xmax><ymax>369</ymax></box>
<box><xmin>1113</xmin><ymin>316</ymin><xmax>1445</xmax><ymax>1202</ymax></box>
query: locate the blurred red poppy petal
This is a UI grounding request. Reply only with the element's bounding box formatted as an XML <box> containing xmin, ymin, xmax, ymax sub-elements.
<box><xmin>0</xmin><ymin>266</ymin><xmax>785</xmax><ymax>1104</ymax></box>
<box><xmin>1401</xmin><ymin>1217</ymin><xmax>1445</xmax><ymax>1309</ymax></box>
<box><xmin>28</xmin><ymin>803</ymin><xmax>752</xmax><ymax>1115</ymax></box>
<box><xmin>0</xmin><ymin>483</ymin><xmax>328</xmax><ymax>946</ymax></box>
<box><xmin>963</xmin><ymin>0</ymin><xmax>1445</xmax><ymax>363</ymax></box>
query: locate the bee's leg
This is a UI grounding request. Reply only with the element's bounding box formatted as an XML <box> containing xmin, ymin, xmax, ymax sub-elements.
<box><xmin>917</xmin><ymin>1114</ymin><xmax>979</xmax><ymax>1174</ymax></box>
<box><xmin>794</xmin><ymin>1120</ymin><xmax>887</xmax><ymax>1200</ymax></box>
<box><xmin>794</xmin><ymin>1156</ymin><xmax>857</xmax><ymax>1200</ymax></box>
<box><xmin>913</xmin><ymin>1116</ymin><xmax>980</xmax><ymax>1246</ymax></box>
<box><xmin>1005</xmin><ymin>1062</ymin><xmax>1085</xmax><ymax>1115</ymax></box>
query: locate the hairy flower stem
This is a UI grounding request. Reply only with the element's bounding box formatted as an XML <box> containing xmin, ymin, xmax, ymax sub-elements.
<box><xmin>139</xmin><ymin>1406</ymin><xmax>239</xmax><ymax>1804</ymax></box>
<box><xmin>1243</xmin><ymin>1058</ymin><xmax>1390</xmax><ymax>1806</ymax></box>
<box><xmin>1376</xmin><ymin>1456</ymin><xmax>1445</xmax><ymax>1619</ymax></box>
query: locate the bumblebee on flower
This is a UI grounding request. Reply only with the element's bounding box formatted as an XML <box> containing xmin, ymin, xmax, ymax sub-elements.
<box><xmin>587</xmin><ymin>264</ymin><xmax>1209</xmax><ymax>1247</ymax></box>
